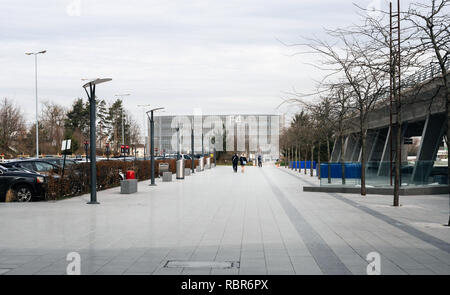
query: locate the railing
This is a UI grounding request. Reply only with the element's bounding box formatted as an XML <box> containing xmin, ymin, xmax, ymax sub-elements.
<box><xmin>402</xmin><ymin>59</ymin><xmax>450</xmax><ymax>88</ymax></box>
<box><xmin>373</xmin><ymin>60</ymin><xmax>449</xmax><ymax>105</ymax></box>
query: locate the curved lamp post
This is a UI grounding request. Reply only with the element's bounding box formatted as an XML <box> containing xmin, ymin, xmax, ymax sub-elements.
<box><xmin>146</xmin><ymin>107</ymin><xmax>165</xmax><ymax>186</ymax></box>
<box><xmin>83</xmin><ymin>78</ymin><xmax>112</xmax><ymax>204</ymax></box>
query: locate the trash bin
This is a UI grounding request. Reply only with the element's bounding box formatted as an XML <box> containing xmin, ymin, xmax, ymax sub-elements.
<box><xmin>126</xmin><ymin>170</ymin><xmax>135</xmax><ymax>179</ymax></box>
<box><xmin>199</xmin><ymin>157</ymin><xmax>204</xmax><ymax>171</ymax></box>
<box><xmin>206</xmin><ymin>157</ymin><xmax>211</xmax><ymax>169</ymax></box>
<box><xmin>176</xmin><ymin>159</ymin><xmax>185</xmax><ymax>179</ymax></box>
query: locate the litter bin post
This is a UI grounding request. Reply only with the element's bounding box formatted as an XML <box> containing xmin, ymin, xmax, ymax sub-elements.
<box><xmin>206</xmin><ymin>157</ymin><xmax>211</xmax><ymax>169</ymax></box>
<box><xmin>176</xmin><ymin>159</ymin><xmax>185</xmax><ymax>179</ymax></box>
<box><xmin>199</xmin><ymin>157</ymin><xmax>204</xmax><ymax>171</ymax></box>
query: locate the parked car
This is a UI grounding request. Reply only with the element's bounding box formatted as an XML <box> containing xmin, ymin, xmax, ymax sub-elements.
<box><xmin>40</xmin><ymin>157</ymin><xmax>78</xmax><ymax>167</ymax></box>
<box><xmin>2</xmin><ymin>159</ymin><xmax>64</xmax><ymax>176</ymax></box>
<box><xmin>0</xmin><ymin>165</ymin><xmax>47</xmax><ymax>202</ymax></box>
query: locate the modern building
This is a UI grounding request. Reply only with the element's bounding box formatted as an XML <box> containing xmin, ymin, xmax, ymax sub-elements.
<box><xmin>148</xmin><ymin>114</ymin><xmax>283</xmax><ymax>161</ymax></box>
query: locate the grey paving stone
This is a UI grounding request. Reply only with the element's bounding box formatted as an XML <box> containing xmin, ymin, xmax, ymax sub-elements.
<box><xmin>0</xmin><ymin>166</ymin><xmax>449</xmax><ymax>275</ymax></box>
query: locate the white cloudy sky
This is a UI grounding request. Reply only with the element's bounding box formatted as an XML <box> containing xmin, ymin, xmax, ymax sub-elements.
<box><xmin>1</xmin><ymin>0</ymin><xmax>389</xmax><ymax>129</ymax></box>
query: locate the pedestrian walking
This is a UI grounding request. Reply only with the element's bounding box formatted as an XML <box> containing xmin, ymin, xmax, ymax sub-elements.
<box><xmin>232</xmin><ymin>153</ymin><xmax>239</xmax><ymax>173</ymax></box>
<box><xmin>240</xmin><ymin>153</ymin><xmax>247</xmax><ymax>173</ymax></box>
<box><xmin>258</xmin><ymin>154</ymin><xmax>262</xmax><ymax>167</ymax></box>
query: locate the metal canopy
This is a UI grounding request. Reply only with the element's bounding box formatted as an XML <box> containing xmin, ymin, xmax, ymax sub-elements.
<box><xmin>146</xmin><ymin>107</ymin><xmax>165</xmax><ymax>114</ymax></box>
<box><xmin>82</xmin><ymin>78</ymin><xmax>112</xmax><ymax>88</ymax></box>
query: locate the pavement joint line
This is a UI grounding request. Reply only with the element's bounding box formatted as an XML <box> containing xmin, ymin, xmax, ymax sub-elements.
<box><xmin>277</xmin><ymin>167</ymin><xmax>450</xmax><ymax>254</ymax></box>
<box><xmin>261</xmin><ymin>169</ymin><xmax>352</xmax><ymax>275</ymax></box>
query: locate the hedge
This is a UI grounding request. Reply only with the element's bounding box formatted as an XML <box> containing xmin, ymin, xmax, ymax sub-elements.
<box><xmin>44</xmin><ymin>157</ymin><xmax>215</xmax><ymax>200</ymax></box>
<box><xmin>46</xmin><ymin>159</ymin><xmax>177</xmax><ymax>200</ymax></box>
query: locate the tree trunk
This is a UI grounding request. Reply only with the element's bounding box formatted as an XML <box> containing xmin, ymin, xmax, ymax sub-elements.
<box><xmin>361</xmin><ymin>132</ymin><xmax>367</xmax><ymax>196</ymax></box>
<box><xmin>394</xmin><ymin>103</ymin><xmax>402</xmax><ymax>206</ymax></box>
<box><xmin>310</xmin><ymin>145</ymin><xmax>314</xmax><ymax>177</ymax></box>
<box><xmin>318</xmin><ymin>142</ymin><xmax>321</xmax><ymax>180</ymax></box>
<box><xmin>340</xmin><ymin>135</ymin><xmax>346</xmax><ymax>184</ymax></box>
<box><xmin>289</xmin><ymin>147</ymin><xmax>291</xmax><ymax>169</ymax></box>
<box><xmin>327</xmin><ymin>136</ymin><xmax>331</xmax><ymax>184</ymax></box>
<box><xmin>304</xmin><ymin>147</ymin><xmax>308</xmax><ymax>175</ymax></box>
<box><xmin>298</xmin><ymin>146</ymin><xmax>301</xmax><ymax>173</ymax></box>
<box><xmin>295</xmin><ymin>147</ymin><xmax>298</xmax><ymax>171</ymax></box>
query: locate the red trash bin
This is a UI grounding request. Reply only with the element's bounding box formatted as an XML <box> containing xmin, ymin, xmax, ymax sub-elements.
<box><xmin>126</xmin><ymin>170</ymin><xmax>135</xmax><ymax>179</ymax></box>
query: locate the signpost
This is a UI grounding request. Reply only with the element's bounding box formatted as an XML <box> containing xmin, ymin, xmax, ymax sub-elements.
<box><xmin>61</xmin><ymin>139</ymin><xmax>71</xmax><ymax>177</ymax></box>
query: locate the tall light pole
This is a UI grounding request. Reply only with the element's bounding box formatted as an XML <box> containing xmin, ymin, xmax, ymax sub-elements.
<box><xmin>138</xmin><ymin>104</ymin><xmax>151</xmax><ymax>159</ymax></box>
<box><xmin>146</xmin><ymin>107</ymin><xmax>164</xmax><ymax>186</ymax></box>
<box><xmin>25</xmin><ymin>50</ymin><xmax>46</xmax><ymax>158</ymax></box>
<box><xmin>82</xmin><ymin>78</ymin><xmax>112</xmax><ymax>205</ymax></box>
<box><xmin>114</xmin><ymin>94</ymin><xmax>130</xmax><ymax>146</ymax></box>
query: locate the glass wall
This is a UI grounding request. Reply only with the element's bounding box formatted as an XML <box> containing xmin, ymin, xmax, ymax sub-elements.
<box><xmin>319</xmin><ymin>161</ymin><xmax>448</xmax><ymax>187</ymax></box>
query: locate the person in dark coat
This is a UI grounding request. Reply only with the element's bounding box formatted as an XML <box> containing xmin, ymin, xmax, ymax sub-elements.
<box><xmin>232</xmin><ymin>153</ymin><xmax>239</xmax><ymax>173</ymax></box>
<box><xmin>258</xmin><ymin>154</ymin><xmax>262</xmax><ymax>167</ymax></box>
<box><xmin>239</xmin><ymin>153</ymin><xmax>247</xmax><ymax>173</ymax></box>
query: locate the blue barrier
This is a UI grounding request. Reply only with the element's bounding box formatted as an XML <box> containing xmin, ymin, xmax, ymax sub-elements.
<box><xmin>320</xmin><ymin>163</ymin><xmax>361</xmax><ymax>179</ymax></box>
<box><xmin>289</xmin><ymin>161</ymin><xmax>316</xmax><ymax>169</ymax></box>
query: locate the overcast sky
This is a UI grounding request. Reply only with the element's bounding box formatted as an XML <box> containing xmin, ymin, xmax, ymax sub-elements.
<box><xmin>1</xmin><ymin>0</ymin><xmax>390</xmax><ymax>130</ymax></box>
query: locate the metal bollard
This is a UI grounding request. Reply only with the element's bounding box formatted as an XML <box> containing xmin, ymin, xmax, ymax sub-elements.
<box><xmin>199</xmin><ymin>157</ymin><xmax>204</xmax><ymax>171</ymax></box>
<box><xmin>176</xmin><ymin>159</ymin><xmax>185</xmax><ymax>179</ymax></box>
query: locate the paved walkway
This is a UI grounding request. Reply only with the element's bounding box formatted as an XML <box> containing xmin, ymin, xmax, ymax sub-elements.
<box><xmin>0</xmin><ymin>165</ymin><xmax>449</xmax><ymax>275</ymax></box>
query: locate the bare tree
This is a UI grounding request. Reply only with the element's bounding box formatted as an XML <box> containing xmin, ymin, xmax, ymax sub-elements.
<box><xmin>294</xmin><ymin>31</ymin><xmax>389</xmax><ymax>195</ymax></box>
<box><xmin>40</xmin><ymin>101</ymin><xmax>66</xmax><ymax>154</ymax></box>
<box><xmin>0</xmin><ymin>98</ymin><xmax>26</xmax><ymax>157</ymax></box>
<box><xmin>405</xmin><ymin>0</ymin><xmax>450</xmax><ymax>225</ymax></box>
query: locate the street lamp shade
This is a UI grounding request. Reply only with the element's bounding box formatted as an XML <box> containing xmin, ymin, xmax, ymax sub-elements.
<box><xmin>25</xmin><ymin>50</ymin><xmax>47</xmax><ymax>55</ymax></box>
<box><xmin>82</xmin><ymin>78</ymin><xmax>112</xmax><ymax>88</ymax></box>
<box><xmin>147</xmin><ymin>107</ymin><xmax>165</xmax><ymax>114</ymax></box>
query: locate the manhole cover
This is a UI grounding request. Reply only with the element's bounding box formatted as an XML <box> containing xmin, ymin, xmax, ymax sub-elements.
<box><xmin>164</xmin><ymin>260</ymin><xmax>239</xmax><ymax>269</ymax></box>
<box><xmin>0</xmin><ymin>269</ymin><xmax>11</xmax><ymax>275</ymax></box>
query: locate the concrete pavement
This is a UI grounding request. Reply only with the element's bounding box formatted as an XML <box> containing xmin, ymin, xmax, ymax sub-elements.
<box><xmin>0</xmin><ymin>165</ymin><xmax>449</xmax><ymax>275</ymax></box>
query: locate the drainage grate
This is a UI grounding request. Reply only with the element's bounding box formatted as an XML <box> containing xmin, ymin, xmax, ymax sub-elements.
<box><xmin>0</xmin><ymin>269</ymin><xmax>11</xmax><ymax>275</ymax></box>
<box><xmin>164</xmin><ymin>260</ymin><xmax>240</xmax><ymax>269</ymax></box>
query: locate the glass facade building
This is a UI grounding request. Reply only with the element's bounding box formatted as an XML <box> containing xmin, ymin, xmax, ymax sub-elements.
<box><xmin>148</xmin><ymin>114</ymin><xmax>283</xmax><ymax>161</ymax></box>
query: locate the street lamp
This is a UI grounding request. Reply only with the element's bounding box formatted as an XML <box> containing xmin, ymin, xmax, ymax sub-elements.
<box><xmin>114</xmin><ymin>94</ymin><xmax>130</xmax><ymax>145</ymax></box>
<box><xmin>83</xmin><ymin>78</ymin><xmax>112</xmax><ymax>204</ymax></box>
<box><xmin>146</xmin><ymin>107</ymin><xmax>165</xmax><ymax>186</ymax></box>
<box><xmin>25</xmin><ymin>50</ymin><xmax>46</xmax><ymax>158</ymax></box>
<box><xmin>138</xmin><ymin>104</ymin><xmax>151</xmax><ymax>159</ymax></box>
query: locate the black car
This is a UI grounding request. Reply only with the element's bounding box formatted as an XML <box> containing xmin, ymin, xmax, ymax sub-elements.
<box><xmin>0</xmin><ymin>165</ymin><xmax>47</xmax><ymax>202</ymax></box>
<box><xmin>41</xmin><ymin>157</ymin><xmax>77</xmax><ymax>167</ymax></box>
<box><xmin>2</xmin><ymin>159</ymin><xmax>63</xmax><ymax>176</ymax></box>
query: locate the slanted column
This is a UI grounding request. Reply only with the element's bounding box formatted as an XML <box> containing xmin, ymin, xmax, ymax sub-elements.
<box><xmin>330</xmin><ymin>137</ymin><xmax>341</xmax><ymax>163</ymax></box>
<box><xmin>411</xmin><ymin>114</ymin><xmax>446</xmax><ymax>184</ymax></box>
